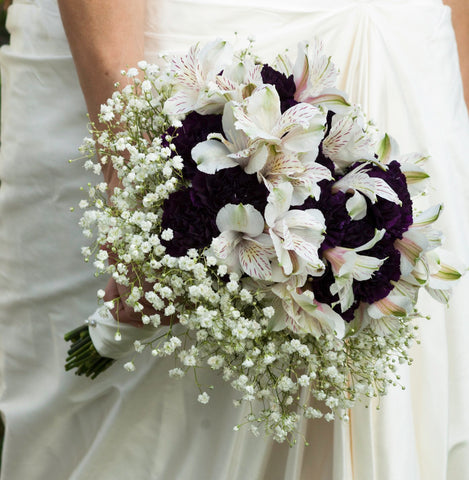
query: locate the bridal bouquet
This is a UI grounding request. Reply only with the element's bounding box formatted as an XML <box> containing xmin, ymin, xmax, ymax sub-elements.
<box><xmin>65</xmin><ymin>39</ymin><xmax>463</xmax><ymax>442</ymax></box>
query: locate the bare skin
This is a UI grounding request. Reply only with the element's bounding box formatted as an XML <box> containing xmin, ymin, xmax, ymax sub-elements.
<box><xmin>443</xmin><ymin>0</ymin><xmax>469</xmax><ymax>108</ymax></box>
<box><xmin>58</xmin><ymin>1</ymin><xmax>150</xmax><ymax>326</ymax></box>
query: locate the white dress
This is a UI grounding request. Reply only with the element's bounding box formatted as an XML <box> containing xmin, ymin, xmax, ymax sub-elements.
<box><xmin>0</xmin><ymin>0</ymin><xmax>468</xmax><ymax>479</ymax></box>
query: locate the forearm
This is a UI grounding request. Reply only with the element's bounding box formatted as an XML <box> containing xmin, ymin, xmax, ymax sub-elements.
<box><xmin>58</xmin><ymin>0</ymin><xmax>146</xmax><ymax>125</ymax></box>
<box><xmin>58</xmin><ymin>0</ymin><xmax>145</xmax><ymax>186</ymax></box>
<box><xmin>444</xmin><ymin>0</ymin><xmax>469</xmax><ymax>108</ymax></box>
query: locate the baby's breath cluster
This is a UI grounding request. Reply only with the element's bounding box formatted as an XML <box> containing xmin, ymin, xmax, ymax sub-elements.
<box><xmin>71</xmin><ymin>40</ymin><xmax>461</xmax><ymax>443</ymax></box>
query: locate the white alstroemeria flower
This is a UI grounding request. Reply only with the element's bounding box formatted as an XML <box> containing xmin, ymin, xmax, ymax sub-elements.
<box><xmin>332</xmin><ymin>163</ymin><xmax>401</xmax><ymax>222</ymax></box>
<box><xmin>276</xmin><ymin>40</ymin><xmax>349</xmax><ymax>112</ymax></box>
<box><xmin>214</xmin><ymin>57</ymin><xmax>264</xmax><ymax>103</ymax></box>
<box><xmin>192</xmin><ymin>86</ymin><xmax>326</xmax><ymax>176</ymax></box>
<box><xmin>350</xmin><ymin>298</ymin><xmax>408</xmax><ymax>336</ymax></box>
<box><xmin>375</xmin><ymin>134</ymin><xmax>431</xmax><ymax>194</ymax></box>
<box><xmin>367</xmin><ymin>289</ymin><xmax>414</xmax><ymax>320</ymax></box>
<box><xmin>322</xmin><ymin>107</ymin><xmax>378</xmax><ymax>173</ymax></box>
<box><xmin>211</xmin><ymin>204</ymin><xmax>274</xmax><ymax>280</ymax></box>
<box><xmin>164</xmin><ymin>39</ymin><xmax>234</xmax><ymax>115</ymax></box>
<box><xmin>261</xmin><ymin>150</ymin><xmax>333</xmax><ymax>206</ymax></box>
<box><xmin>191</xmin><ymin>101</ymin><xmax>252</xmax><ymax>173</ymax></box>
<box><xmin>271</xmin><ymin>278</ymin><xmax>345</xmax><ymax>337</ymax></box>
<box><xmin>398</xmin><ymin>152</ymin><xmax>430</xmax><ymax>196</ymax></box>
<box><xmin>233</xmin><ymin>85</ymin><xmax>326</xmax><ymax>161</ymax></box>
<box><xmin>323</xmin><ymin>229</ymin><xmax>386</xmax><ymax>312</ymax></box>
<box><xmin>265</xmin><ymin>183</ymin><xmax>326</xmax><ymax>277</ymax></box>
<box><xmin>394</xmin><ymin>205</ymin><xmax>443</xmax><ymax>276</ymax></box>
<box><xmin>409</xmin><ymin>249</ymin><xmax>464</xmax><ymax>304</ymax></box>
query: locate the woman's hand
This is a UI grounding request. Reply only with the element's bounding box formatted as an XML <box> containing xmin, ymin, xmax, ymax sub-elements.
<box><xmin>103</xmin><ymin>277</ymin><xmax>151</xmax><ymax>328</ymax></box>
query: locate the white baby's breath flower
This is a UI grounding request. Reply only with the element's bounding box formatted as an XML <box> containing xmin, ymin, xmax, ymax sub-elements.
<box><xmin>262</xmin><ymin>306</ymin><xmax>275</xmax><ymax>318</ymax></box>
<box><xmin>168</xmin><ymin>368</ymin><xmax>185</xmax><ymax>378</ymax></box>
<box><xmin>217</xmin><ymin>265</ymin><xmax>228</xmax><ymax>276</ymax></box>
<box><xmin>126</xmin><ymin>67</ymin><xmax>139</xmax><ymax>78</ymax></box>
<box><xmin>198</xmin><ymin>392</ymin><xmax>210</xmax><ymax>404</ymax></box>
<box><xmin>161</xmin><ymin>228</ymin><xmax>174</xmax><ymax>241</ymax></box>
<box><xmin>242</xmin><ymin>358</ymin><xmax>254</xmax><ymax>368</ymax></box>
<box><xmin>124</xmin><ymin>361</ymin><xmax>135</xmax><ymax>372</ymax></box>
<box><xmin>207</xmin><ymin>355</ymin><xmax>224</xmax><ymax>369</ymax></box>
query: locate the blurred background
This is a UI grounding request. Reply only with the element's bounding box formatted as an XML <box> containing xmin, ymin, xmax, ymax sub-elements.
<box><xmin>0</xmin><ymin>0</ymin><xmax>9</xmax><ymax>469</ymax></box>
<box><xmin>0</xmin><ymin>5</ymin><xmax>6</xmax><ymax>47</ymax></box>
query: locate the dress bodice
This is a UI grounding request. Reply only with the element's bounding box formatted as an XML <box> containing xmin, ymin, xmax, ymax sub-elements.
<box><xmin>144</xmin><ymin>0</ymin><xmax>446</xmax><ymax>61</ymax></box>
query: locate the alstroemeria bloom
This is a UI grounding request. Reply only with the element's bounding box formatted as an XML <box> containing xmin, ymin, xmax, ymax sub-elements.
<box><xmin>233</xmin><ymin>85</ymin><xmax>326</xmax><ymax>163</ymax></box>
<box><xmin>164</xmin><ymin>39</ymin><xmax>234</xmax><ymax>115</ymax></box>
<box><xmin>211</xmin><ymin>203</ymin><xmax>274</xmax><ymax>280</ymax></box>
<box><xmin>367</xmin><ymin>289</ymin><xmax>414</xmax><ymax>320</ymax></box>
<box><xmin>323</xmin><ymin>229</ymin><xmax>386</xmax><ymax>312</ymax></box>
<box><xmin>275</xmin><ymin>40</ymin><xmax>349</xmax><ymax>111</ymax></box>
<box><xmin>271</xmin><ymin>278</ymin><xmax>345</xmax><ymax>337</ymax></box>
<box><xmin>214</xmin><ymin>57</ymin><xmax>264</xmax><ymax>103</ymax></box>
<box><xmin>192</xmin><ymin>86</ymin><xmax>326</xmax><ymax>176</ymax></box>
<box><xmin>410</xmin><ymin>249</ymin><xmax>464</xmax><ymax>303</ymax></box>
<box><xmin>322</xmin><ymin>108</ymin><xmax>378</xmax><ymax>173</ymax></box>
<box><xmin>332</xmin><ymin>162</ymin><xmax>402</xmax><ymax>220</ymax></box>
<box><xmin>265</xmin><ymin>183</ymin><xmax>326</xmax><ymax>277</ymax></box>
<box><xmin>394</xmin><ymin>204</ymin><xmax>443</xmax><ymax>276</ymax></box>
<box><xmin>191</xmin><ymin>101</ymin><xmax>256</xmax><ymax>174</ymax></box>
<box><xmin>260</xmin><ymin>150</ymin><xmax>333</xmax><ymax>206</ymax></box>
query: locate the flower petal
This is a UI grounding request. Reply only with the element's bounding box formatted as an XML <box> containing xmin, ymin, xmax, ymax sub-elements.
<box><xmin>192</xmin><ymin>139</ymin><xmax>238</xmax><ymax>174</ymax></box>
<box><xmin>238</xmin><ymin>239</ymin><xmax>273</xmax><ymax>280</ymax></box>
<box><xmin>211</xmin><ymin>230</ymin><xmax>241</xmax><ymax>259</ymax></box>
<box><xmin>234</xmin><ymin>85</ymin><xmax>282</xmax><ymax>141</ymax></box>
<box><xmin>164</xmin><ymin>90</ymin><xmax>199</xmax><ymax>116</ymax></box>
<box><xmin>368</xmin><ymin>292</ymin><xmax>413</xmax><ymax>319</ymax></box>
<box><xmin>215</xmin><ymin>203</ymin><xmax>265</xmax><ymax>236</ymax></box>
<box><xmin>265</xmin><ymin>182</ymin><xmax>293</xmax><ymax>226</ymax></box>
<box><xmin>345</xmin><ymin>190</ymin><xmax>368</xmax><ymax>220</ymax></box>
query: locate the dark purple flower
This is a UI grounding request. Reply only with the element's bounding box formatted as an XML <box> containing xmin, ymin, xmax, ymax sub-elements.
<box><xmin>340</xmin><ymin>216</ymin><xmax>376</xmax><ymax>249</ymax></box>
<box><xmin>172</xmin><ymin>112</ymin><xmax>223</xmax><ymax>180</ymax></box>
<box><xmin>161</xmin><ymin>189</ymin><xmax>218</xmax><ymax>256</ymax></box>
<box><xmin>366</xmin><ymin>161</ymin><xmax>413</xmax><ymax>238</ymax></box>
<box><xmin>301</xmin><ymin>180</ymin><xmax>351</xmax><ymax>251</ymax></box>
<box><xmin>261</xmin><ymin>65</ymin><xmax>296</xmax><ymax>100</ymax></box>
<box><xmin>352</xmin><ymin>239</ymin><xmax>401</xmax><ymax>304</ymax></box>
<box><xmin>190</xmin><ymin>166</ymin><xmax>269</xmax><ymax>217</ymax></box>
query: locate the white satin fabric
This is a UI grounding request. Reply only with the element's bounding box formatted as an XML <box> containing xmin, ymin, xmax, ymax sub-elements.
<box><xmin>0</xmin><ymin>0</ymin><xmax>468</xmax><ymax>479</ymax></box>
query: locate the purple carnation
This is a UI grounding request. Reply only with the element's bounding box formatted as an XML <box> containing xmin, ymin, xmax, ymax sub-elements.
<box><xmin>161</xmin><ymin>166</ymin><xmax>269</xmax><ymax>256</ymax></box>
<box><xmin>172</xmin><ymin>112</ymin><xmax>223</xmax><ymax>180</ymax></box>
<box><xmin>340</xmin><ymin>217</ymin><xmax>376</xmax><ymax>249</ymax></box>
<box><xmin>352</xmin><ymin>239</ymin><xmax>401</xmax><ymax>304</ymax></box>
<box><xmin>161</xmin><ymin>189</ymin><xmax>218</xmax><ymax>256</ymax></box>
<box><xmin>190</xmin><ymin>166</ymin><xmax>269</xmax><ymax>217</ymax></box>
<box><xmin>366</xmin><ymin>161</ymin><xmax>413</xmax><ymax>238</ymax></box>
<box><xmin>301</xmin><ymin>180</ymin><xmax>351</xmax><ymax>251</ymax></box>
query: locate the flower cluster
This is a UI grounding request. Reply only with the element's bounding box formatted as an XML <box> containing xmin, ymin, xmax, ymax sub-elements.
<box><xmin>75</xmin><ymin>40</ymin><xmax>463</xmax><ymax>442</ymax></box>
